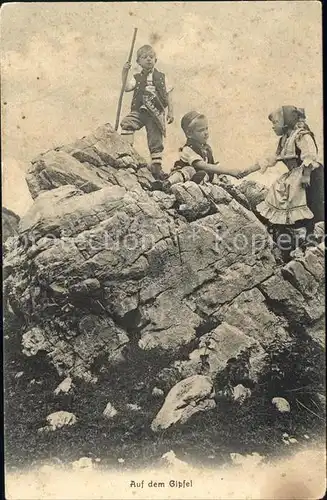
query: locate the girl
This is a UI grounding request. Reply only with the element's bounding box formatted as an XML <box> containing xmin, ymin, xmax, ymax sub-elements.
<box><xmin>255</xmin><ymin>106</ymin><xmax>323</xmax><ymax>260</ymax></box>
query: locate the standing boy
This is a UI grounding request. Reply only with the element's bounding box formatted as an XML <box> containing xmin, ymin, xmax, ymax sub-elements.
<box><xmin>120</xmin><ymin>45</ymin><xmax>174</xmax><ymax>179</ymax></box>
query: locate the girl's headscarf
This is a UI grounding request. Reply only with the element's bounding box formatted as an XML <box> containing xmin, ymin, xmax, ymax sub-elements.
<box><xmin>268</xmin><ymin>106</ymin><xmax>307</xmax><ymax>130</ymax></box>
<box><xmin>269</xmin><ymin>106</ymin><xmax>318</xmax><ymax>152</ymax></box>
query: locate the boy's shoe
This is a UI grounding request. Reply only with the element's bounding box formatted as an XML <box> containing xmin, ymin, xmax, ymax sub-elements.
<box><xmin>192</xmin><ymin>170</ymin><xmax>207</xmax><ymax>184</ymax></box>
<box><xmin>159</xmin><ymin>171</ymin><xmax>169</xmax><ymax>181</ymax></box>
<box><xmin>149</xmin><ymin>162</ymin><xmax>165</xmax><ymax>180</ymax></box>
<box><xmin>151</xmin><ymin>179</ymin><xmax>172</xmax><ymax>194</ymax></box>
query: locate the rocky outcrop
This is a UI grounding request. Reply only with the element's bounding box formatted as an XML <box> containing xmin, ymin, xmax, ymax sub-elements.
<box><xmin>2</xmin><ymin>207</ymin><xmax>20</xmax><ymax>242</ymax></box>
<box><xmin>3</xmin><ymin>122</ymin><xmax>325</xmax><ymax>429</ymax></box>
<box><xmin>25</xmin><ymin>123</ymin><xmax>148</xmax><ymax>199</ymax></box>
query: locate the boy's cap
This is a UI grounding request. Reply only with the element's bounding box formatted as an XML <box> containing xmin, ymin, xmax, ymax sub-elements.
<box><xmin>181</xmin><ymin>111</ymin><xmax>203</xmax><ymax>134</ymax></box>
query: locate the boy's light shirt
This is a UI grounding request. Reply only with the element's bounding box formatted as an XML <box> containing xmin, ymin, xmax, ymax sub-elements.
<box><xmin>125</xmin><ymin>70</ymin><xmax>173</xmax><ymax>93</ymax></box>
<box><xmin>180</xmin><ymin>146</ymin><xmax>208</xmax><ymax>166</ymax></box>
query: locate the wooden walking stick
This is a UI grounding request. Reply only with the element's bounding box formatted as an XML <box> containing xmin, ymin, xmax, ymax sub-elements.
<box><xmin>114</xmin><ymin>28</ymin><xmax>138</xmax><ymax>131</ymax></box>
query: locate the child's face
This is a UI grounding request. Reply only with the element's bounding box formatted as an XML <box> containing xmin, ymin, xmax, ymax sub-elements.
<box><xmin>270</xmin><ymin>112</ymin><xmax>284</xmax><ymax>136</ymax></box>
<box><xmin>188</xmin><ymin>118</ymin><xmax>209</xmax><ymax>144</ymax></box>
<box><xmin>137</xmin><ymin>50</ymin><xmax>157</xmax><ymax>71</ymax></box>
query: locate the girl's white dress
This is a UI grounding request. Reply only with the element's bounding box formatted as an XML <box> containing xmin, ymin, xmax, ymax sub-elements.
<box><xmin>257</xmin><ymin>125</ymin><xmax>320</xmax><ymax>225</ymax></box>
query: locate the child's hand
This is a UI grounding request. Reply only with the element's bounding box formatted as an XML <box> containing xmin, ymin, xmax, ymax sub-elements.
<box><xmin>301</xmin><ymin>172</ymin><xmax>311</xmax><ymax>187</ymax></box>
<box><xmin>167</xmin><ymin>112</ymin><xmax>174</xmax><ymax>124</ymax></box>
<box><xmin>123</xmin><ymin>62</ymin><xmax>131</xmax><ymax>71</ymax></box>
<box><xmin>233</xmin><ymin>169</ymin><xmax>250</xmax><ymax>179</ymax></box>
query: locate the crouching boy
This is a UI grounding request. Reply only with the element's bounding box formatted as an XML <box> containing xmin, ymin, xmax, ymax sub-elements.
<box><xmin>156</xmin><ymin>111</ymin><xmax>245</xmax><ymax>191</ymax></box>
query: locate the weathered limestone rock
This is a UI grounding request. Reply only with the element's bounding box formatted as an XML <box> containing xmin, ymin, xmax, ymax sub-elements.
<box><xmin>71</xmin><ymin>457</ymin><xmax>94</xmax><ymax>470</ymax></box>
<box><xmin>152</xmin><ymin>387</ymin><xmax>164</xmax><ymax>398</ymax></box>
<box><xmin>232</xmin><ymin>384</ymin><xmax>252</xmax><ymax>404</ymax></box>
<box><xmin>21</xmin><ymin>316</ymin><xmax>129</xmax><ymax>380</ymax></box>
<box><xmin>171</xmin><ymin>322</ymin><xmax>266</xmax><ymax>383</ymax></box>
<box><xmin>22</xmin><ymin>327</ymin><xmax>48</xmax><ymax>357</ymax></box>
<box><xmin>54</xmin><ymin>376</ymin><xmax>74</xmax><ymax>395</ymax></box>
<box><xmin>238</xmin><ymin>179</ymin><xmax>268</xmax><ymax>211</ymax></box>
<box><xmin>2</xmin><ymin>207</ymin><xmax>20</xmax><ymax>242</ymax></box>
<box><xmin>151</xmin><ymin>375</ymin><xmax>216</xmax><ymax>431</ymax></box>
<box><xmin>103</xmin><ymin>402</ymin><xmax>118</xmax><ymax>419</ymax></box>
<box><xmin>260</xmin><ymin>243</ymin><xmax>325</xmax><ymax>325</ymax></box>
<box><xmin>306</xmin><ymin>317</ymin><xmax>325</xmax><ymax>348</ymax></box>
<box><xmin>38</xmin><ymin>411</ymin><xmax>77</xmax><ymax>433</ymax></box>
<box><xmin>4</xmin><ymin>121</ymin><xmax>324</xmax><ymax>388</ymax></box>
<box><xmin>272</xmin><ymin>397</ymin><xmax>291</xmax><ymax>413</ymax></box>
<box><xmin>26</xmin><ymin>124</ymin><xmax>147</xmax><ymax>199</ymax></box>
<box><xmin>215</xmin><ymin>288</ymin><xmax>289</xmax><ymax>349</ymax></box>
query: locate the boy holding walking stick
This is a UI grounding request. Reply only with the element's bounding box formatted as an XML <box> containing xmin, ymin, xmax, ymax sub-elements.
<box><xmin>120</xmin><ymin>44</ymin><xmax>174</xmax><ymax>180</ymax></box>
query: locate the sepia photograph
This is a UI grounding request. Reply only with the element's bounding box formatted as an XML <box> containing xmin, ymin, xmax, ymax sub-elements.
<box><xmin>1</xmin><ymin>1</ymin><xmax>325</xmax><ymax>499</ymax></box>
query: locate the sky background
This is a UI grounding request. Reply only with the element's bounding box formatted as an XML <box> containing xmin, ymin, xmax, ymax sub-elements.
<box><xmin>1</xmin><ymin>1</ymin><xmax>323</xmax><ymax>216</ymax></box>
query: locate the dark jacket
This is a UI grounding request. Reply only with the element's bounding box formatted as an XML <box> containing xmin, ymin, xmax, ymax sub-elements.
<box><xmin>131</xmin><ymin>68</ymin><xmax>168</xmax><ymax>112</ymax></box>
<box><xmin>173</xmin><ymin>140</ymin><xmax>215</xmax><ymax>181</ymax></box>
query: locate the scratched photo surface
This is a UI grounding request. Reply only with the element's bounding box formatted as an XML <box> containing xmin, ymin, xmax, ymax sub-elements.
<box><xmin>2</xmin><ymin>2</ymin><xmax>325</xmax><ymax>499</ymax></box>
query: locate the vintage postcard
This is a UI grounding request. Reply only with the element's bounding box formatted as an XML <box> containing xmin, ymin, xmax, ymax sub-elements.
<box><xmin>1</xmin><ymin>1</ymin><xmax>325</xmax><ymax>499</ymax></box>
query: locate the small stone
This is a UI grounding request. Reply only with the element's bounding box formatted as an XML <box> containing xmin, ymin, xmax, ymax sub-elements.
<box><xmin>232</xmin><ymin>384</ymin><xmax>251</xmax><ymax>404</ymax></box>
<box><xmin>272</xmin><ymin>397</ymin><xmax>291</xmax><ymax>413</ymax></box>
<box><xmin>161</xmin><ymin>450</ymin><xmax>190</xmax><ymax>470</ymax></box>
<box><xmin>95</xmin><ymin>458</ymin><xmax>101</xmax><ymax>462</ymax></box>
<box><xmin>14</xmin><ymin>371</ymin><xmax>24</xmax><ymax>379</ymax></box>
<box><xmin>103</xmin><ymin>402</ymin><xmax>118</xmax><ymax>419</ymax></box>
<box><xmin>317</xmin><ymin>393</ymin><xmax>326</xmax><ymax>408</ymax></box>
<box><xmin>22</xmin><ymin>327</ymin><xmax>47</xmax><ymax>357</ymax></box>
<box><xmin>45</xmin><ymin>411</ymin><xmax>77</xmax><ymax>431</ymax></box>
<box><xmin>126</xmin><ymin>403</ymin><xmax>142</xmax><ymax>412</ymax></box>
<box><xmin>179</xmin><ymin>204</ymin><xmax>189</xmax><ymax>212</ymax></box>
<box><xmin>288</xmin><ymin>437</ymin><xmax>298</xmax><ymax>444</ymax></box>
<box><xmin>49</xmin><ymin>283</ymin><xmax>68</xmax><ymax>296</ymax></box>
<box><xmin>39</xmin><ymin>465</ymin><xmax>56</xmax><ymax>474</ymax></box>
<box><xmin>54</xmin><ymin>376</ymin><xmax>74</xmax><ymax>395</ymax></box>
<box><xmin>72</xmin><ymin>457</ymin><xmax>93</xmax><ymax>470</ymax></box>
<box><xmin>134</xmin><ymin>381</ymin><xmax>146</xmax><ymax>390</ymax></box>
<box><xmin>282</xmin><ymin>433</ymin><xmax>289</xmax><ymax>438</ymax></box>
<box><xmin>118</xmin><ymin>458</ymin><xmax>125</xmax><ymax>463</ymax></box>
<box><xmin>152</xmin><ymin>387</ymin><xmax>164</xmax><ymax>398</ymax></box>
<box><xmin>304</xmin><ymin>434</ymin><xmax>310</xmax><ymax>440</ymax></box>
<box><xmin>230</xmin><ymin>452</ymin><xmax>264</xmax><ymax>468</ymax></box>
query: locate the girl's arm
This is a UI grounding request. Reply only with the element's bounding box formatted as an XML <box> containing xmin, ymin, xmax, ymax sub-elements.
<box><xmin>193</xmin><ymin>160</ymin><xmax>246</xmax><ymax>178</ymax></box>
<box><xmin>297</xmin><ymin>134</ymin><xmax>321</xmax><ymax>186</ymax></box>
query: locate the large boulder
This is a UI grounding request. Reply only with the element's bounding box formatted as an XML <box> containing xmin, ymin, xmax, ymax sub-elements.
<box><xmin>4</xmin><ymin>122</ymin><xmax>325</xmax><ymax>390</ymax></box>
<box><xmin>26</xmin><ymin>123</ymin><xmax>149</xmax><ymax>199</ymax></box>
